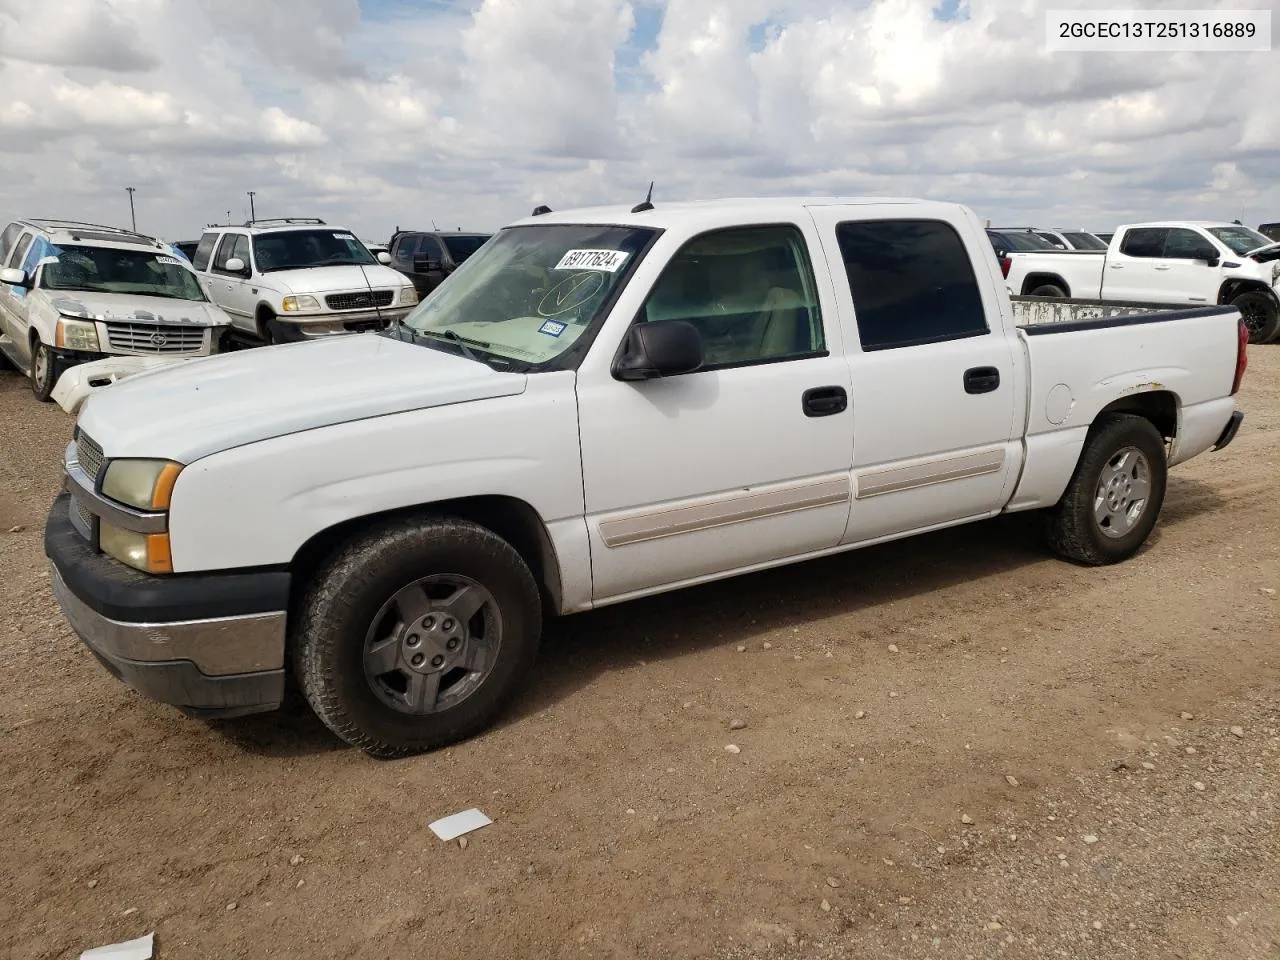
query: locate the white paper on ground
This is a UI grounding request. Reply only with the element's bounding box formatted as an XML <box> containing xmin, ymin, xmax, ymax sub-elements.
<box><xmin>80</xmin><ymin>932</ymin><xmax>154</xmax><ymax>960</ymax></box>
<box><xmin>428</xmin><ymin>808</ymin><xmax>492</xmax><ymax>841</ymax></box>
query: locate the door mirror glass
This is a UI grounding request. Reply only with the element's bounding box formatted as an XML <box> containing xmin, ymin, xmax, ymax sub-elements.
<box><xmin>224</xmin><ymin>257</ymin><xmax>245</xmax><ymax>273</ymax></box>
<box><xmin>0</xmin><ymin>266</ymin><xmax>26</xmax><ymax>286</ymax></box>
<box><xmin>614</xmin><ymin>319</ymin><xmax>704</xmax><ymax>381</ymax></box>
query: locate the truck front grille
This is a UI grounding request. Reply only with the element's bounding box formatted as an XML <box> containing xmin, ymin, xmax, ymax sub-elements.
<box><xmin>104</xmin><ymin>323</ymin><xmax>207</xmax><ymax>354</ymax></box>
<box><xmin>75</xmin><ymin>432</ymin><xmax>105</xmax><ymax>482</ymax></box>
<box><xmin>325</xmin><ymin>290</ymin><xmax>394</xmax><ymax>311</ymax></box>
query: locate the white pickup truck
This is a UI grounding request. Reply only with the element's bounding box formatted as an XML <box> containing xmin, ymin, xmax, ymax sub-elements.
<box><xmin>45</xmin><ymin>197</ymin><xmax>1249</xmax><ymax>757</ymax></box>
<box><xmin>998</xmin><ymin>220</ymin><xmax>1280</xmax><ymax>343</ymax></box>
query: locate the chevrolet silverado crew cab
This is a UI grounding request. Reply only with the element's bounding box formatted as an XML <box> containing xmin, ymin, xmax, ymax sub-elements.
<box><xmin>998</xmin><ymin>220</ymin><xmax>1280</xmax><ymax>343</ymax></box>
<box><xmin>46</xmin><ymin>197</ymin><xmax>1249</xmax><ymax>757</ymax></box>
<box><xmin>190</xmin><ymin>218</ymin><xmax>418</xmax><ymax>343</ymax></box>
<box><xmin>0</xmin><ymin>219</ymin><xmax>233</xmax><ymax>401</ymax></box>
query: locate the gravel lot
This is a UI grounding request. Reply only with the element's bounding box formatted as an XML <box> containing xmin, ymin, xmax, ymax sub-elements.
<box><xmin>1</xmin><ymin>348</ymin><xmax>1277</xmax><ymax>960</ymax></box>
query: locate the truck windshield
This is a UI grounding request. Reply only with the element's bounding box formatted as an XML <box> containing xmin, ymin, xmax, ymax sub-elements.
<box><xmin>252</xmin><ymin>229</ymin><xmax>377</xmax><ymax>272</ymax></box>
<box><xmin>42</xmin><ymin>247</ymin><xmax>206</xmax><ymax>301</ymax></box>
<box><xmin>1207</xmin><ymin>226</ymin><xmax>1273</xmax><ymax>255</ymax></box>
<box><xmin>399</xmin><ymin>223</ymin><xmax>657</xmax><ymax>367</ymax></box>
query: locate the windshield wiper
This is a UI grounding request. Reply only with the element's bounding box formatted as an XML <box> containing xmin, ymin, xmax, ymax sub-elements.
<box><xmin>418</xmin><ymin>328</ymin><xmax>492</xmax><ymax>363</ymax></box>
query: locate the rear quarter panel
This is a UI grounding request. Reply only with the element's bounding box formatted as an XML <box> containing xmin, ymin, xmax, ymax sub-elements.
<box><xmin>1006</xmin><ymin>309</ymin><xmax>1239</xmax><ymax>510</ymax></box>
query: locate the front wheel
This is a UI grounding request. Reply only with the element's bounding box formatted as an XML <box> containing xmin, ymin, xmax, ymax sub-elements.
<box><xmin>1044</xmin><ymin>415</ymin><xmax>1168</xmax><ymax>566</ymax></box>
<box><xmin>30</xmin><ymin>339</ymin><xmax>60</xmax><ymax>402</ymax></box>
<box><xmin>293</xmin><ymin>516</ymin><xmax>542</xmax><ymax>757</ymax></box>
<box><xmin>1232</xmin><ymin>291</ymin><xmax>1280</xmax><ymax>344</ymax></box>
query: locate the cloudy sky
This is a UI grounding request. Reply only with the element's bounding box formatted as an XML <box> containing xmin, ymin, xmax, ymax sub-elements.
<box><xmin>0</xmin><ymin>0</ymin><xmax>1275</xmax><ymax>243</ymax></box>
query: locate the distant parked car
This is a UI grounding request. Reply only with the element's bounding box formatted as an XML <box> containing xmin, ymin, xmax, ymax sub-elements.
<box><xmin>1259</xmin><ymin>223</ymin><xmax>1280</xmax><ymax>243</ymax></box>
<box><xmin>363</xmin><ymin>241</ymin><xmax>391</xmax><ymax>262</ymax></box>
<box><xmin>387</xmin><ymin>230</ymin><xmax>491</xmax><ymax>296</ymax></box>
<box><xmin>171</xmin><ymin>240</ymin><xmax>200</xmax><ymax>261</ymax></box>
<box><xmin>990</xmin><ymin>227</ymin><xmax>1108</xmax><ymax>251</ymax></box>
<box><xmin>190</xmin><ymin>218</ymin><xmax>417</xmax><ymax>343</ymax></box>
<box><xmin>985</xmin><ymin>228</ymin><xmax>1061</xmax><ymax>254</ymax></box>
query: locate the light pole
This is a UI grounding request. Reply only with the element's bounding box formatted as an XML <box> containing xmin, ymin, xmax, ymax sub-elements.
<box><xmin>247</xmin><ymin>191</ymin><xmax>256</xmax><ymax>222</ymax></box>
<box><xmin>125</xmin><ymin>187</ymin><xmax>137</xmax><ymax>232</ymax></box>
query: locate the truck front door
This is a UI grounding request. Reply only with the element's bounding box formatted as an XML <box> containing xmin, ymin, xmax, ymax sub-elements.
<box><xmin>575</xmin><ymin>221</ymin><xmax>855</xmax><ymax>602</ymax></box>
<box><xmin>808</xmin><ymin>208</ymin><xmax>1024</xmax><ymax>544</ymax></box>
<box><xmin>1157</xmin><ymin>227</ymin><xmax>1222</xmax><ymax>304</ymax></box>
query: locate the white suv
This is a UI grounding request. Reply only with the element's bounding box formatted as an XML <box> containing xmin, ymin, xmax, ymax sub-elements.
<box><xmin>0</xmin><ymin>219</ymin><xmax>232</xmax><ymax>400</ymax></box>
<box><xmin>190</xmin><ymin>218</ymin><xmax>418</xmax><ymax>343</ymax></box>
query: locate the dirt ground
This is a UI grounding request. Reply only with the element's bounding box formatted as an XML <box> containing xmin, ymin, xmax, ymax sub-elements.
<box><xmin>1</xmin><ymin>348</ymin><xmax>1277</xmax><ymax>960</ymax></box>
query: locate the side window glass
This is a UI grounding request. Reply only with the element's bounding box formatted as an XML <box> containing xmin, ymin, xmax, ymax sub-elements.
<box><xmin>8</xmin><ymin>233</ymin><xmax>33</xmax><ymax>269</ymax></box>
<box><xmin>1034</xmin><ymin>231</ymin><xmax>1066</xmax><ymax>249</ymax></box>
<box><xmin>0</xmin><ymin>223</ymin><xmax>22</xmax><ymax>263</ymax></box>
<box><xmin>231</xmin><ymin>234</ymin><xmax>252</xmax><ymax>271</ymax></box>
<box><xmin>835</xmin><ymin>219</ymin><xmax>987</xmax><ymax>351</ymax></box>
<box><xmin>212</xmin><ymin>234</ymin><xmax>238</xmax><ymax>272</ymax></box>
<box><xmin>1119</xmin><ymin>228</ymin><xmax>1167</xmax><ymax>258</ymax></box>
<box><xmin>418</xmin><ymin>237</ymin><xmax>444</xmax><ymax>261</ymax></box>
<box><xmin>638</xmin><ymin>224</ymin><xmax>825</xmax><ymax>369</ymax></box>
<box><xmin>1163</xmin><ymin>228</ymin><xmax>1213</xmax><ymax>260</ymax></box>
<box><xmin>192</xmin><ymin>233</ymin><xmax>218</xmax><ymax>271</ymax></box>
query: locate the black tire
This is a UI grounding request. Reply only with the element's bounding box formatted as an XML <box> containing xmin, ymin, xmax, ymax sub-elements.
<box><xmin>293</xmin><ymin>516</ymin><xmax>542</xmax><ymax>758</ymax></box>
<box><xmin>30</xmin><ymin>338</ymin><xmax>60</xmax><ymax>402</ymax></box>
<box><xmin>1029</xmin><ymin>283</ymin><xmax>1067</xmax><ymax>298</ymax></box>
<box><xmin>1044</xmin><ymin>414</ymin><xmax>1168</xmax><ymax>566</ymax></box>
<box><xmin>1232</xmin><ymin>290</ymin><xmax>1280</xmax><ymax>344</ymax></box>
<box><xmin>257</xmin><ymin>311</ymin><xmax>277</xmax><ymax>345</ymax></box>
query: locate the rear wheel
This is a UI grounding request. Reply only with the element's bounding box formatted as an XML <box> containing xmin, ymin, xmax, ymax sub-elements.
<box><xmin>1029</xmin><ymin>283</ymin><xmax>1067</xmax><ymax>298</ymax></box>
<box><xmin>30</xmin><ymin>339</ymin><xmax>60</xmax><ymax>402</ymax></box>
<box><xmin>293</xmin><ymin>516</ymin><xmax>542</xmax><ymax>757</ymax></box>
<box><xmin>1044</xmin><ymin>415</ymin><xmax>1168</xmax><ymax>566</ymax></box>
<box><xmin>1232</xmin><ymin>291</ymin><xmax>1280</xmax><ymax>344</ymax></box>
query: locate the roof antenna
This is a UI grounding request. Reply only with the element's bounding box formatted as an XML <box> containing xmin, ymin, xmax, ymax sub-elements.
<box><xmin>631</xmin><ymin>181</ymin><xmax>655</xmax><ymax>214</ymax></box>
<box><xmin>532</xmin><ymin>204</ymin><xmax>552</xmax><ymax>216</ymax></box>
<box><xmin>432</xmin><ymin>218</ymin><xmax>438</xmax><ymax>230</ymax></box>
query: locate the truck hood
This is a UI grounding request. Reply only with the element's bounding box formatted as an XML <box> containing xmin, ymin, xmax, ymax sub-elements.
<box><xmin>76</xmin><ymin>334</ymin><xmax>527</xmax><ymax>463</ymax></box>
<box><xmin>264</xmin><ymin>264</ymin><xmax>409</xmax><ymax>295</ymax></box>
<box><xmin>1246</xmin><ymin>242</ymin><xmax>1280</xmax><ymax>264</ymax></box>
<box><xmin>53</xmin><ymin>291</ymin><xmax>230</xmax><ymax>328</ymax></box>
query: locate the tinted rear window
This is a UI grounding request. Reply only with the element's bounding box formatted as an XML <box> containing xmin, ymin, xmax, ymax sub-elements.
<box><xmin>442</xmin><ymin>235</ymin><xmax>490</xmax><ymax>262</ymax></box>
<box><xmin>192</xmin><ymin>233</ymin><xmax>219</xmax><ymax>271</ymax></box>
<box><xmin>837</xmin><ymin>219</ymin><xmax>988</xmax><ymax>351</ymax></box>
<box><xmin>1119</xmin><ymin>228</ymin><xmax>1168</xmax><ymax>258</ymax></box>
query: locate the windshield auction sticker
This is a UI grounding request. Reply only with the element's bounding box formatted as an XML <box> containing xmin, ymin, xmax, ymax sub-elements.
<box><xmin>553</xmin><ymin>249</ymin><xmax>630</xmax><ymax>272</ymax></box>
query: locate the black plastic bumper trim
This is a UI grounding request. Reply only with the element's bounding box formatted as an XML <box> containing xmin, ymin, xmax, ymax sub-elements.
<box><xmin>45</xmin><ymin>492</ymin><xmax>290</xmax><ymax>623</ymax></box>
<box><xmin>1213</xmin><ymin>410</ymin><xmax>1244</xmax><ymax>451</ymax></box>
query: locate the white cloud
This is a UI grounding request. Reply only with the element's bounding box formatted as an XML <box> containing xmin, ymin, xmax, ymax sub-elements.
<box><xmin>0</xmin><ymin>0</ymin><xmax>1274</xmax><ymax>241</ymax></box>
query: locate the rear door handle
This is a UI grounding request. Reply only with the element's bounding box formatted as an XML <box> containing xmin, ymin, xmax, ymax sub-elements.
<box><xmin>802</xmin><ymin>385</ymin><xmax>848</xmax><ymax>417</ymax></box>
<box><xmin>963</xmin><ymin>366</ymin><xmax>1001</xmax><ymax>395</ymax></box>
<box><xmin>1154</xmin><ymin>265</ymin><xmax>1171</xmax><ymax>270</ymax></box>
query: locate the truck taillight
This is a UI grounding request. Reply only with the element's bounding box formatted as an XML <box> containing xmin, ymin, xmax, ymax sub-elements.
<box><xmin>1231</xmin><ymin>318</ymin><xmax>1248</xmax><ymax>395</ymax></box>
<box><xmin>999</xmin><ymin>255</ymin><xmax>1011</xmax><ymax>278</ymax></box>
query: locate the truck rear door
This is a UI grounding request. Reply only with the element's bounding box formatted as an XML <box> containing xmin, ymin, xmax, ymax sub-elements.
<box><xmin>1104</xmin><ymin>227</ymin><xmax>1167</xmax><ymax>301</ymax></box>
<box><xmin>807</xmin><ymin>206</ymin><xmax>1024</xmax><ymax>544</ymax></box>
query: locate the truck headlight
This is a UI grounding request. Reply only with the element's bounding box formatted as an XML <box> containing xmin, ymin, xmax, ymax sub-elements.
<box><xmin>55</xmin><ymin>317</ymin><xmax>100</xmax><ymax>351</ymax></box>
<box><xmin>282</xmin><ymin>295</ymin><xmax>321</xmax><ymax>312</ymax></box>
<box><xmin>399</xmin><ymin>286</ymin><xmax>418</xmax><ymax>306</ymax></box>
<box><xmin>99</xmin><ymin>520</ymin><xmax>172</xmax><ymax>574</ymax></box>
<box><xmin>102</xmin><ymin>459</ymin><xmax>183</xmax><ymax>511</ymax></box>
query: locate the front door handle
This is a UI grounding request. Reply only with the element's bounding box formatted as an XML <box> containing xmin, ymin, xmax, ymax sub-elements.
<box><xmin>1154</xmin><ymin>265</ymin><xmax>1171</xmax><ymax>270</ymax></box>
<box><xmin>802</xmin><ymin>385</ymin><xmax>848</xmax><ymax>417</ymax></box>
<box><xmin>963</xmin><ymin>366</ymin><xmax>1000</xmax><ymax>395</ymax></box>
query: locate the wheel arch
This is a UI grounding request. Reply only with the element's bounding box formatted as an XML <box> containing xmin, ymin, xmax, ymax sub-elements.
<box><xmin>289</xmin><ymin>495</ymin><xmax>565</xmax><ymax>617</ymax></box>
<box><xmin>1218</xmin><ymin>278</ymin><xmax>1277</xmax><ymax>305</ymax></box>
<box><xmin>1092</xmin><ymin>389</ymin><xmax>1179</xmax><ymax>441</ymax></box>
<box><xmin>1021</xmin><ymin>272</ymin><xmax>1071</xmax><ymax>297</ymax></box>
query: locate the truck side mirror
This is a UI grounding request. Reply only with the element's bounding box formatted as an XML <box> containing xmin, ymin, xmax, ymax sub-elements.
<box><xmin>376</xmin><ymin>251</ymin><xmax>392</xmax><ymax>264</ymax></box>
<box><xmin>1198</xmin><ymin>251</ymin><xmax>1220</xmax><ymax>267</ymax></box>
<box><xmin>224</xmin><ymin>257</ymin><xmax>247</xmax><ymax>274</ymax></box>
<box><xmin>614</xmin><ymin>319</ymin><xmax>704</xmax><ymax>381</ymax></box>
<box><xmin>0</xmin><ymin>267</ymin><xmax>27</xmax><ymax>286</ymax></box>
